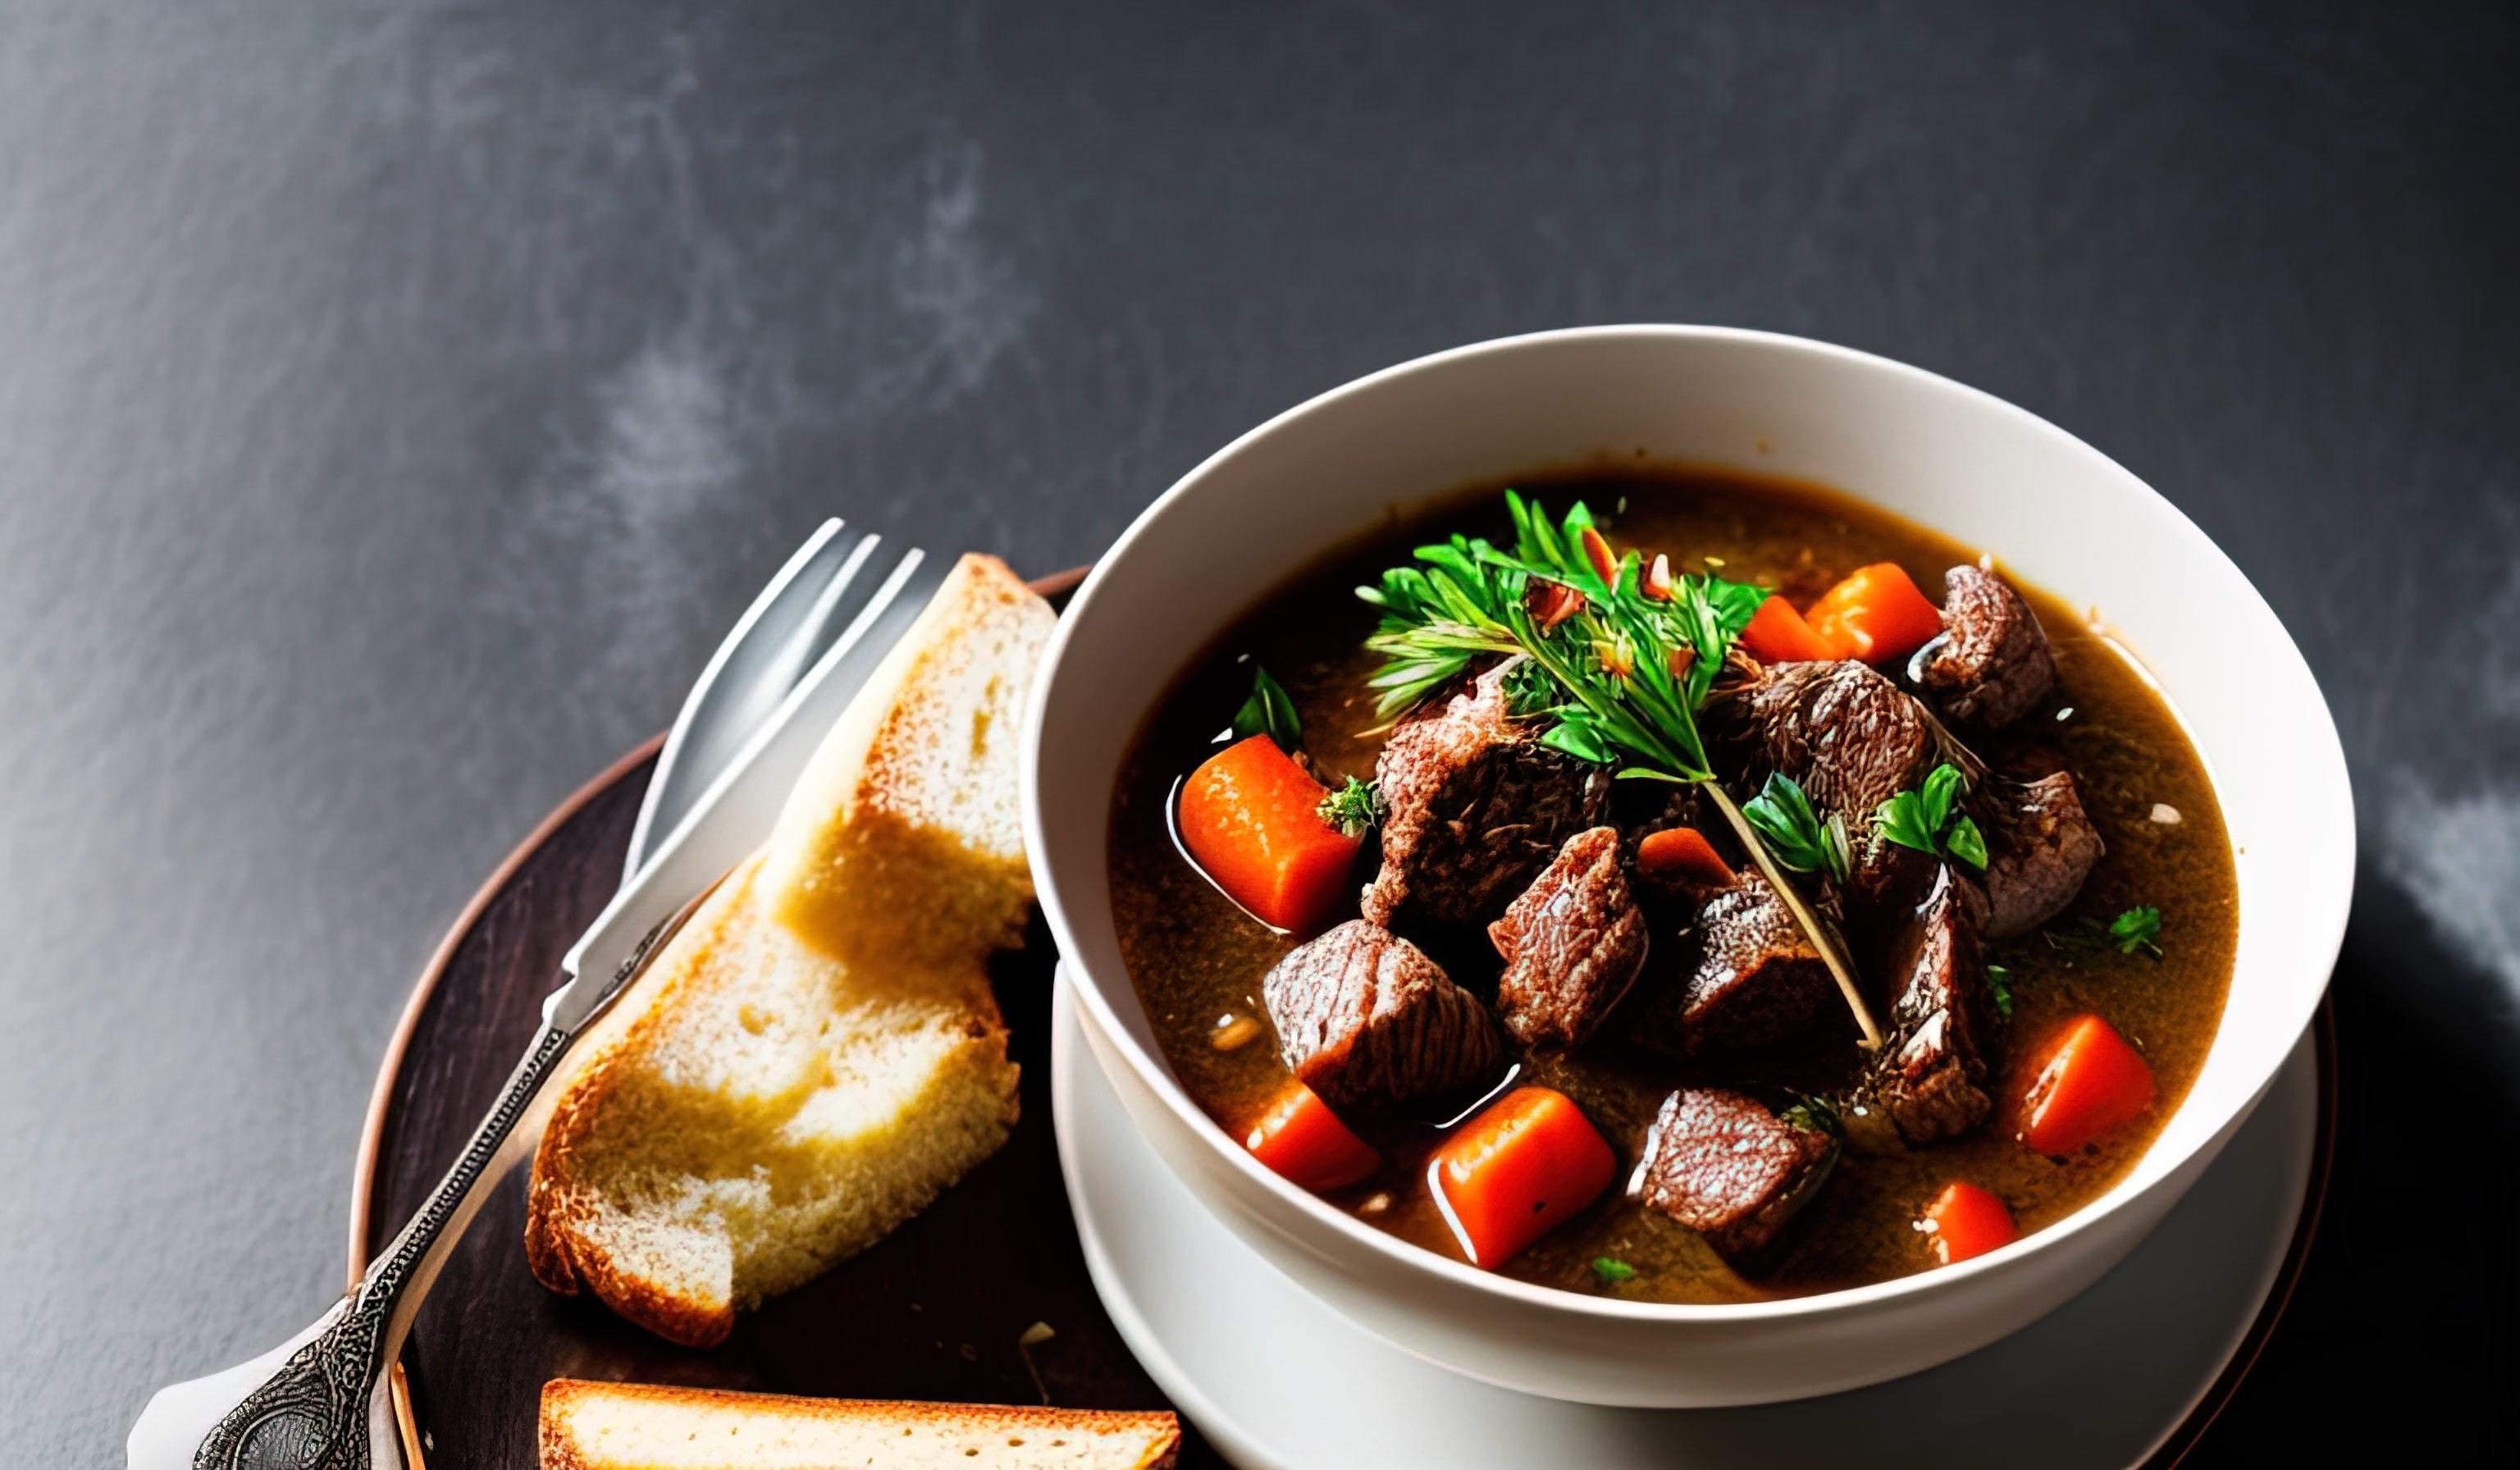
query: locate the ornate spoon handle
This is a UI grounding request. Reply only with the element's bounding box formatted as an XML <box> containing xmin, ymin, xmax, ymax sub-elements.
<box><xmin>191</xmin><ymin>913</ymin><xmax>677</xmax><ymax>1470</ymax></box>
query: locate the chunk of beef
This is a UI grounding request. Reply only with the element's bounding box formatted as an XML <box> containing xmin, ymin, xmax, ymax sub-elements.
<box><xmin>1623</xmin><ymin>867</ymin><xmax>1844</xmax><ymax>1064</ymax></box>
<box><xmin>1631</xmin><ymin>1088</ymin><xmax>1840</xmax><ymax>1257</ymax></box>
<box><xmin>1717</xmin><ymin>658</ymin><xmax>1940</xmax><ymax>906</ymax></box>
<box><xmin>1262</xmin><ymin>920</ymin><xmax>1504</xmax><ymax>1109</ymax></box>
<box><xmin>1921</xmin><ymin>564</ymin><xmax>2055</xmax><ymax>728</ymax></box>
<box><xmin>1980</xmin><ymin>771</ymin><xmax>2105</xmax><ymax>938</ymax></box>
<box><xmin>1363</xmin><ymin>661</ymin><xmax>1612</xmax><ymax>934</ymax></box>
<box><xmin>1870</xmin><ymin>867</ymin><xmax>1996</xmax><ymax>1145</ymax></box>
<box><xmin>1489</xmin><ymin>827</ymin><xmax>1650</xmax><ymax>1049</ymax></box>
<box><xmin>1988</xmin><ymin>737</ymin><xmax>2069</xmax><ymax>784</ymax></box>
<box><xmin>1723</xmin><ymin>659</ymin><xmax>1938</xmax><ymax>818</ymax></box>
<box><xmin>1632</xmin><ymin>871</ymin><xmax>1837</xmax><ymax>1057</ymax></box>
<box><xmin>1840</xmin><ymin>841</ymin><xmax>1939</xmax><ymax>952</ymax></box>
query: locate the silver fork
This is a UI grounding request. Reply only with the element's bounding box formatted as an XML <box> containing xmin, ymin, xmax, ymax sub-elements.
<box><xmin>129</xmin><ymin>521</ymin><xmax>947</xmax><ymax>1470</ymax></box>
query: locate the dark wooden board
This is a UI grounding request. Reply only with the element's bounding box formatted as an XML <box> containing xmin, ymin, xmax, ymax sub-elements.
<box><xmin>353</xmin><ymin>596</ymin><xmax>1221</xmax><ymax>1465</ymax></box>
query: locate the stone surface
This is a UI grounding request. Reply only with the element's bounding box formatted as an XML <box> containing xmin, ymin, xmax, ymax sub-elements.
<box><xmin>0</xmin><ymin>3</ymin><xmax>2513</xmax><ymax>1463</ymax></box>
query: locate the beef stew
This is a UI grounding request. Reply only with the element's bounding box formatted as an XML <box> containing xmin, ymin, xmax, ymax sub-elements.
<box><xmin>1108</xmin><ymin>466</ymin><xmax>2236</xmax><ymax>1304</ymax></box>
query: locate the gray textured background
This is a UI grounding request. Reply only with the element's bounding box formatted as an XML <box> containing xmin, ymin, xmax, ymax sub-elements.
<box><xmin>5</xmin><ymin>3</ymin><xmax>2514</xmax><ymax>1463</ymax></box>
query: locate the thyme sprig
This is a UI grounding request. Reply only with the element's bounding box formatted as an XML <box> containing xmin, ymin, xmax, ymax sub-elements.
<box><xmin>1357</xmin><ymin>490</ymin><xmax>1764</xmax><ymax>778</ymax></box>
<box><xmin>1357</xmin><ymin>491</ymin><xmax>1883</xmax><ymax>1049</ymax></box>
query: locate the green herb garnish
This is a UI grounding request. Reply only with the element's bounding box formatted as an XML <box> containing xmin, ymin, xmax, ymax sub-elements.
<box><xmin>1231</xmin><ymin>665</ymin><xmax>1303</xmax><ymax>751</ymax></box>
<box><xmin>1357</xmin><ymin>492</ymin><xmax>1882</xmax><ymax>1051</ymax></box>
<box><xmin>1779</xmin><ymin>1093</ymin><xmax>1842</xmax><ymax>1135</ymax></box>
<box><xmin>1742</xmin><ymin>772</ymin><xmax>1852</xmax><ymax>885</ymax></box>
<box><xmin>1591</xmin><ymin>1257</ymin><xmax>1639</xmax><ymax>1285</ymax></box>
<box><xmin>2038</xmin><ymin>906</ymin><xmax>2166</xmax><ymax>962</ymax></box>
<box><xmin>2109</xmin><ymin>906</ymin><xmax>2163</xmax><ymax>957</ymax></box>
<box><xmin>1316</xmin><ymin>776</ymin><xmax>1384</xmax><ymax>838</ymax></box>
<box><xmin>1500</xmin><ymin>656</ymin><xmax>1559</xmax><ymax>717</ymax></box>
<box><xmin>1357</xmin><ymin>490</ymin><xmax>1762</xmax><ymax>776</ymax></box>
<box><xmin>1946</xmin><ymin>813</ymin><xmax>1989</xmax><ymax>870</ymax></box>
<box><xmin>1984</xmin><ymin>963</ymin><xmax>2015</xmax><ymax>1020</ymax></box>
<box><xmin>1874</xmin><ymin>763</ymin><xmax>1988</xmax><ymax>870</ymax></box>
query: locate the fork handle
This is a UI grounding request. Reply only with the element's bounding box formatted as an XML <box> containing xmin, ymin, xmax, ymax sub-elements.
<box><xmin>186</xmin><ymin>904</ymin><xmax>692</xmax><ymax>1468</ymax></box>
<box><xmin>189</xmin><ymin>1019</ymin><xmax>579</xmax><ymax>1469</ymax></box>
<box><xmin>362</xmin><ymin>1017</ymin><xmax>578</xmax><ymax>1363</ymax></box>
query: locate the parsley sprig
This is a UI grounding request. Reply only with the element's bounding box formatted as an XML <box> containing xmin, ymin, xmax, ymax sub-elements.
<box><xmin>1874</xmin><ymin>763</ymin><xmax>1988</xmax><ymax>870</ymax></box>
<box><xmin>1316</xmin><ymin>776</ymin><xmax>1384</xmax><ymax>838</ymax></box>
<box><xmin>1358</xmin><ymin>491</ymin><xmax>1883</xmax><ymax>1049</ymax></box>
<box><xmin>2041</xmin><ymin>906</ymin><xmax>2167</xmax><ymax>961</ymax></box>
<box><xmin>2109</xmin><ymin>906</ymin><xmax>2163</xmax><ymax>957</ymax></box>
<box><xmin>2009</xmin><ymin>909</ymin><xmax>2160</xmax><ymax>1024</ymax></box>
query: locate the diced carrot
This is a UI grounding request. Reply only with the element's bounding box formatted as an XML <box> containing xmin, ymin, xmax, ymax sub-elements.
<box><xmin>1922</xmin><ymin>1181</ymin><xmax>2017</xmax><ymax>1265</ymax></box>
<box><xmin>1177</xmin><ymin>735</ymin><xmax>1363</xmax><ymax>932</ymax></box>
<box><xmin>1737</xmin><ymin>594</ymin><xmax>1839</xmax><ymax>664</ymax></box>
<box><xmin>1636</xmin><ymin>827</ymin><xmax>1736</xmax><ymax>888</ymax></box>
<box><xmin>2019</xmin><ymin>1013</ymin><xmax>2157</xmax><ymax>1155</ymax></box>
<box><xmin>1246</xmin><ymin>1082</ymin><xmax>1381</xmax><ymax>1193</ymax></box>
<box><xmin>1427</xmin><ymin>1086</ymin><xmax>1617</xmax><ymax>1268</ymax></box>
<box><xmin>1804</xmin><ymin>563</ymin><xmax>1944</xmax><ymax>664</ymax></box>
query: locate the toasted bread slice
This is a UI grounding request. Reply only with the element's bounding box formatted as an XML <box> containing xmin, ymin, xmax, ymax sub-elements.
<box><xmin>759</xmin><ymin>551</ymin><xmax>1051</xmax><ymax>972</ymax></box>
<box><xmin>524</xmin><ymin>555</ymin><xmax>1054</xmax><ymax>1347</ymax></box>
<box><xmin>539</xmin><ymin>1380</ymin><xmax>1181</xmax><ymax>1469</ymax></box>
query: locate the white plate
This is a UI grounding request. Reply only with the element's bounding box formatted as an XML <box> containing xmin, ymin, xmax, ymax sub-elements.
<box><xmin>1052</xmin><ymin>975</ymin><xmax>2317</xmax><ymax>1470</ymax></box>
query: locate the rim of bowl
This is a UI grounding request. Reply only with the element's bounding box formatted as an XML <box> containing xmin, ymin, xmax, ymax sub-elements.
<box><xmin>1022</xmin><ymin>323</ymin><xmax>2355</xmax><ymax>1325</ymax></box>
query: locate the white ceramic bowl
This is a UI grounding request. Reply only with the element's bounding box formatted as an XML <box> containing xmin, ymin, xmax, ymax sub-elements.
<box><xmin>1020</xmin><ymin>326</ymin><xmax>2353</xmax><ymax>1408</ymax></box>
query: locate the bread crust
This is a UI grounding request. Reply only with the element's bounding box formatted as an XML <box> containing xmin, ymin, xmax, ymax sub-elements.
<box><xmin>523</xmin><ymin>863</ymin><xmax>761</xmax><ymax>1349</ymax></box>
<box><xmin>539</xmin><ymin>1378</ymin><xmax>1184</xmax><ymax>1470</ymax></box>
